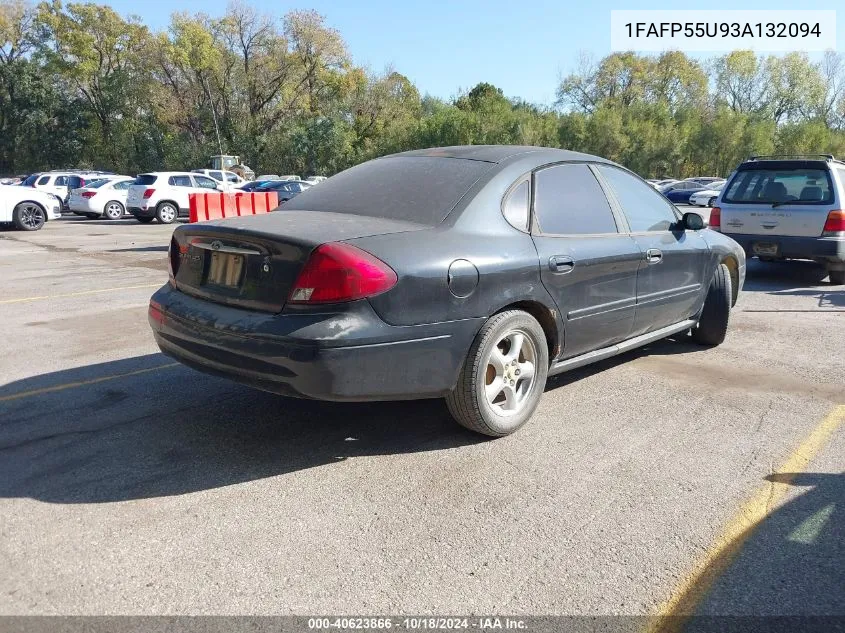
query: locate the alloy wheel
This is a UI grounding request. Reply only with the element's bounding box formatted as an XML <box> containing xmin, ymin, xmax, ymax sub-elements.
<box><xmin>484</xmin><ymin>329</ymin><xmax>537</xmax><ymax>416</ymax></box>
<box><xmin>19</xmin><ymin>204</ymin><xmax>45</xmax><ymax>229</ymax></box>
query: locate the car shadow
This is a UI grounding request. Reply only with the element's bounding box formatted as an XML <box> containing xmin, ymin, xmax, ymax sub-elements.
<box><xmin>656</xmin><ymin>472</ymin><xmax>844</xmax><ymax>632</ymax></box>
<box><xmin>0</xmin><ymin>336</ymin><xmax>705</xmax><ymax>505</ymax></box>
<box><xmin>742</xmin><ymin>258</ymin><xmax>831</xmax><ymax>292</ymax></box>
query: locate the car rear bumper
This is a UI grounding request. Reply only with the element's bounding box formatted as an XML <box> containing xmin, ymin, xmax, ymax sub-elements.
<box><xmin>148</xmin><ymin>284</ymin><xmax>483</xmax><ymax>401</ymax></box>
<box><xmin>69</xmin><ymin>199</ymin><xmax>98</xmax><ymax>214</ymax></box>
<box><xmin>723</xmin><ymin>233</ymin><xmax>845</xmax><ymax>262</ymax></box>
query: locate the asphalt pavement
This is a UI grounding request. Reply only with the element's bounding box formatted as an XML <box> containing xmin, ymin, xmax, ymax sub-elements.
<box><xmin>1</xmin><ymin>215</ymin><xmax>842</xmax><ymax>619</ymax></box>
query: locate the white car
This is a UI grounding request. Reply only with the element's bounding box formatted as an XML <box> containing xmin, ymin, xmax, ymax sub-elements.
<box><xmin>303</xmin><ymin>175</ymin><xmax>327</xmax><ymax>185</ymax></box>
<box><xmin>127</xmin><ymin>172</ymin><xmax>222</xmax><ymax>224</ymax></box>
<box><xmin>0</xmin><ymin>184</ymin><xmax>62</xmax><ymax>231</ymax></box>
<box><xmin>689</xmin><ymin>181</ymin><xmax>726</xmax><ymax>207</ymax></box>
<box><xmin>191</xmin><ymin>169</ymin><xmax>245</xmax><ymax>190</ymax></box>
<box><xmin>29</xmin><ymin>171</ymin><xmax>116</xmax><ymax>207</ymax></box>
<box><xmin>255</xmin><ymin>174</ymin><xmax>281</xmax><ymax>181</ymax></box>
<box><xmin>68</xmin><ymin>177</ymin><xmax>135</xmax><ymax>220</ymax></box>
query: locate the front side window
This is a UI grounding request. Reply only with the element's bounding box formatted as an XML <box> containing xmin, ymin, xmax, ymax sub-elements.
<box><xmin>723</xmin><ymin>168</ymin><xmax>833</xmax><ymax>204</ymax></box>
<box><xmin>533</xmin><ymin>163</ymin><xmax>617</xmax><ymax>235</ymax></box>
<box><xmin>599</xmin><ymin>165</ymin><xmax>678</xmax><ymax>232</ymax></box>
<box><xmin>225</xmin><ymin>172</ymin><xmax>239</xmax><ymax>182</ymax></box>
<box><xmin>502</xmin><ymin>179</ymin><xmax>530</xmax><ymax>232</ymax></box>
<box><xmin>193</xmin><ymin>176</ymin><xmax>218</xmax><ymax>190</ymax></box>
<box><xmin>210</xmin><ymin>171</ymin><xmax>223</xmax><ymax>181</ymax></box>
<box><xmin>168</xmin><ymin>176</ymin><xmax>192</xmax><ymax>187</ymax></box>
<box><xmin>55</xmin><ymin>176</ymin><xmax>67</xmax><ymax>186</ymax></box>
<box><xmin>37</xmin><ymin>176</ymin><xmax>50</xmax><ymax>185</ymax></box>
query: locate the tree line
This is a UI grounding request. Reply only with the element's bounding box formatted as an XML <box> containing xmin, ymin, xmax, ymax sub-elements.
<box><xmin>2</xmin><ymin>0</ymin><xmax>845</xmax><ymax>178</ymax></box>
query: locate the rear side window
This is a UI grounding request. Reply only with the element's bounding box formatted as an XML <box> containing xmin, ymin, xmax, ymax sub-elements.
<box><xmin>135</xmin><ymin>174</ymin><xmax>157</xmax><ymax>186</ymax></box>
<box><xmin>169</xmin><ymin>175</ymin><xmax>193</xmax><ymax>187</ymax></box>
<box><xmin>724</xmin><ymin>168</ymin><xmax>833</xmax><ymax>204</ymax></box>
<box><xmin>599</xmin><ymin>165</ymin><xmax>678</xmax><ymax>232</ymax></box>
<box><xmin>283</xmin><ymin>156</ymin><xmax>493</xmax><ymax>226</ymax></box>
<box><xmin>533</xmin><ymin>164</ymin><xmax>617</xmax><ymax>235</ymax></box>
<box><xmin>502</xmin><ymin>180</ymin><xmax>530</xmax><ymax>232</ymax></box>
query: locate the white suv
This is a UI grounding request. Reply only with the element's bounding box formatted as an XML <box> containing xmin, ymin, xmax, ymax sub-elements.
<box><xmin>127</xmin><ymin>172</ymin><xmax>221</xmax><ymax>224</ymax></box>
<box><xmin>28</xmin><ymin>171</ymin><xmax>116</xmax><ymax>208</ymax></box>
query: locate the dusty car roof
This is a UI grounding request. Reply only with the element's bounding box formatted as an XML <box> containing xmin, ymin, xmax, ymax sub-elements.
<box><xmin>385</xmin><ymin>145</ymin><xmax>613</xmax><ymax>165</ymax></box>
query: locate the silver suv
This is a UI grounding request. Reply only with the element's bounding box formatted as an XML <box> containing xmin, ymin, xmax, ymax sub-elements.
<box><xmin>712</xmin><ymin>155</ymin><xmax>845</xmax><ymax>284</ymax></box>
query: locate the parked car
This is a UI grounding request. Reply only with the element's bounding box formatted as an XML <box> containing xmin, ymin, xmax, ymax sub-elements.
<box><xmin>712</xmin><ymin>154</ymin><xmax>845</xmax><ymax>284</ymax></box>
<box><xmin>191</xmin><ymin>169</ymin><xmax>245</xmax><ymax>189</ymax></box>
<box><xmin>236</xmin><ymin>180</ymin><xmax>276</xmax><ymax>192</ymax></box>
<box><xmin>256</xmin><ymin>179</ymin><xmax>312</xmax><ymax>203</ymax></box>
<box><xmin>303</xmin><ymin>175</ymin><xmax>327</xmax><ymax>185</ymax></box>
<box><xmin>149</xmin><ymin>145</ymin><xmax>745</xmax><ymax>438</ymax></box>
<box><xmin>661</xmin><ymin>181</ymin><xmax>708</xmax><ymax>204</ymax></box>
<box><xmin>127</xmin><ymin>172</ymin><xmax>222</xmax><ymax>224</ymax></box>
<box><xmin>689</xmin><ymin>181</ymin><xmax>726</xmax><ymax>208</ymax></box>
<box><xmin>685</xmin><ymin>176</ymin><xmax>724</xmax><ymax>186</ymax></box>
<box><xmin>255</xmin><ymin>174</ymin><xmax>282</xmax><ymax>181</ymax></box>
<box><xmin>68</xmin><ymin>177</ymin><xmax>135</xmax><ymax>220</ymax></box>
<box><xmin>0</xmin><ymin>184</ymin><xmax>62</xmax><ymax>230</ymax></box>
<box><xmin>652</xmin><ymin>178</ymin><xmax>679</xmax><ymax>189</ymax></box>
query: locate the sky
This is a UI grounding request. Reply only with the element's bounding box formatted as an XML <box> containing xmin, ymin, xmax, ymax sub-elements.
<box><xmin>102</xmin><ymin>0</ymin><xmax>844</xmax><ymax>106</ymax></box>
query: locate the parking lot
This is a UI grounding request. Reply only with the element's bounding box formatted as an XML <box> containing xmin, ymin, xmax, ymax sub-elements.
<box><xmin>1</xmin><ymin>214</ymin><xmax>843</xmax><ymax>619</ymax></box>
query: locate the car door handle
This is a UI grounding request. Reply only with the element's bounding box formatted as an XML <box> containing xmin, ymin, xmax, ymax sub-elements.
<box><xmin>549</xmin><ymin>255</ymin><xmax>575</xmax><ymax>274</ymax></box>
<box><xmin>646</xmin><ymin>248</ymin><xmax>663</xmax><ymax>264</ymax></box>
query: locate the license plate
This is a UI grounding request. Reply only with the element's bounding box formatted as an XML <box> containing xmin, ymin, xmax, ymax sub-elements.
<box><xmin>752</xmin><ymin>242</ymin><xmax>779</xmax><ymax>256</ymax></box>
<box><xmin>206</xmin><ymin>252</ymin><xmax>244</xmax><ymax>288</ymax></box>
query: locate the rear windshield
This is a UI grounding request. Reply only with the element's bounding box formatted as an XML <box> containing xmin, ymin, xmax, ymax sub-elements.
<box><xmin>723</xmin><ymin>168</ymin><xmax>833</xmax><ymax>204</ymax></box>
<box><xmin>134</xmin><ymin>174</ymin><xmax>157</xmax><ymax>186</ymax></box>
<box><xmin>87</xmin><ymin>179</ymin><xmax>110</xmax><ymax>189</ymax></box>
<box><xmin>282</xmin><ymin>156</ymin><xmax>493</xmax><ymax>225</ymax></box>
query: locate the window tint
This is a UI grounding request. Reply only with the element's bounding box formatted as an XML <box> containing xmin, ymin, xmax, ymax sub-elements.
<box><xmin>283</xmin><ymin>156</ymin><xmax>492</xmax><ymax>226</ymax></box>
<box><xmin>533</xmin><ymin>164</ymin><xmax>617</xmax><ymax>235</ymax></box>
<box><xmin>169</xmin><ymin>175</ymin><xmax>193</xmax><ymax>187</ymax></box>
<box><xmin>502</xmin><ymin>180</ymin><xmax>529</xmax><ymax>231</ymax></box>
<box><xmin>36</xmin><ymin>176</ymin><xmax>50</xmax><ymax>185</ymax></box>
<box><xmin>599</xmin><ymin>165</ymin><xmax>678</xmax><ymax>232</ymax></box>
<box><xmin>210</xmin><ymin>171</ymin><xmax>223</xmax><ymax>181</ymax></box>
<box><xmin>194</xmin><ymin>176</ymin><xmax>218</xmax><ymax>189</ymax></box>
<box><xmin>135</xmin><ymin>174</ymin><xmax>157</xmax><ymax>186</ymax></box>
<box><xmin>723</xmin><ymin>168</ymin><xmax>833</xmax><ymax>204</ymax></box>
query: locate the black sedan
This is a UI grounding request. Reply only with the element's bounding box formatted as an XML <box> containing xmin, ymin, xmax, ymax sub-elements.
<box><xmin>149</xmin><ymin>146</ymin><xmax>745</xmax><ymax>436</ymax></box>
<box><xmin>256</xmin><ymin>179</ymin><xmax>312</xmax><ymax>203</ymax></box>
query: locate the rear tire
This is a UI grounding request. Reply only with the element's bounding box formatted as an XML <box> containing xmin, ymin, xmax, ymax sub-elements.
<box><xmin>103</xmin><ymin>201</ymin><xmax>124</xmax><ymax>220</ymax></box>
<box><xmin>829</xmin><ymin>269</ymin><xmax>845</xmax><ymax>285</ymax></box>
<box><xmin>12</xmin><ymin>202</ymin><xmax>46</xmax><ymax>231</ymax></box>
<box><xmin>692</xmin><ymin>263</ymin><xmax>732</xmax><ymax>346</ymax></box>
<box><xmin>136</xmin><ymin>216</ymin><xmax>154</xmax><ymax>224</ymax></box>
<box><xmin>155</xmin><ymin>202</ymin><xmax>178</xmax><ymax>224</ymax></box>
<box><xmin>446</xmin><ymin>310</ymin><xmax>549</xmax><ymax>437</ymax></box>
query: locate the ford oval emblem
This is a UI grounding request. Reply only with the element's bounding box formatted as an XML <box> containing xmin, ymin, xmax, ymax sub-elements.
<box><xmin>211</xmin><ymin>240</ymin><xmax>222</xmax><ymax>250</ymax></box>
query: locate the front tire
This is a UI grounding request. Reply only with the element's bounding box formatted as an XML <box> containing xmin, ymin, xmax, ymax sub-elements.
<box><xmin>692</xmin><ymin>263</ymin><xmax>732</xmax><ymax>346</ymax></box>
<box><xmin>103</xmin><ymin>201</ymin><xmax>124</xmax><ymax>220</ymax></box>
<box><xmin>155</xmin><ymin>202</ymin><xmax>178</xmax><ymax>224</ymax></box>
<box><xmin>13</xmin><ymin>202</ymin><xmax>46</xmax><ymax>231</ymax></box>
<box><xmin>446</xmin><ymin>310</ymin><xmax>549</xmax><ymax>437</ymax></box>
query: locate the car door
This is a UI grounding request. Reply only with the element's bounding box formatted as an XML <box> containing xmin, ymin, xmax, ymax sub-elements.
<box><xmin>529</xmin><ymin>163</ymin><xmax>642</xmax><ymax>359</ymax></box>
<box><xmin>596</xmin><ymin>165</ymin><xmax>710</xmax><ymax>336</ymax></box>
<box><xmin>168</xmin><ymin>175</ymin><xmax>195</xmax><ymax>211</ymax></box>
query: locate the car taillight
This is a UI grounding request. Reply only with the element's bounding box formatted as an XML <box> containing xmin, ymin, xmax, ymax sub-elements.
<box><xmin>709</xmin><ymin>207</ymin><xmax>721</xmax><ymax>230</ymax></box>
<box><xmin>143</xmin><ymin>188</ymin><xmax>155</xmax><ymax>199</ymax></box>
<box><xmin>822</xmin><ymin>209</ymin><xmax>845</xmax><ymax>235</ymax></box>
<box><xmin>168</xmin><ymin>236</ymin><xmax>180</xmax><ymax>285</ymax></box>
<box><xmin>288</xmin><ymin>242</ymin><xmax>397</xmax><ymax>304</ymax></box>
<box><xmin>81</xmin><ymin>191</ymin><xmax>96</xmax><ymax>198</ymax></box>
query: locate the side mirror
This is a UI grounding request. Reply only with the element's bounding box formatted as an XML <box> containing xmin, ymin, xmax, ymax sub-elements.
<box><xmin>682</xmin><ymin>212</ymin><xmax>705</xmax><ymax>231</ymax></box>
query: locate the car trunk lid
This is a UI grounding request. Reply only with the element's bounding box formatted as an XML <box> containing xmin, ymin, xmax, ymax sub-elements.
<box><xmin>719</xmin><ymin>202</ymin><xmax>834</xmax><ymax>237</ymax></box>
<box><xmin>171</xmin><ymin>210</ymin><xmax>425</xmax><ymax>312</ymax></box>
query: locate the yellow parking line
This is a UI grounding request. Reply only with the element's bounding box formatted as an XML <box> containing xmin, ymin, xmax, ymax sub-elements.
<box><xmin>647</xmin><ymin>404</ymin><xmax>845</xmax><ymax>633</ymax></box>
<box><xmin>0</xmin><ymin>363</ymin><xmax>179</xmax><ymax>403</ymax></box>
<box><xmin>0</xmin><ymin>283</ymin><xmax>162</xmax><ymax>305</ymax></box>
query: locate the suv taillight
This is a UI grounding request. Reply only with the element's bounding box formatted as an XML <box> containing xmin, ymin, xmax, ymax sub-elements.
<box><xmin>288</xmin><ymin>242</ymin><xmax>397</xmax><ymax>304</ymax></box>
<box><xmin>822</xmin><ymin>210</ymin><xmax>845</xmax><ymax>235</ymax></box>
<box><xmin>709</xmin><ymin>207</ymin><xmax>721</xmax><ymax>230</ymax></box>
<box><xmin>143</xmin><ymin>188</ymin><xmax>155</xmax><ymax>199</ymax></box>
<box><xmin>81</xmin><ymin>191</ymin><xmax>96</xmax><ymax>198</ymax></box>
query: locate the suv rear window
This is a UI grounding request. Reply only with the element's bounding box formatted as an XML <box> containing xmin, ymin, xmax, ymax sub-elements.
<box><xmin>135</xmin><ymin>174</ymin><xmax>157</xmax><ymax>186</ymax></box>
<box><xmin>724</xmin><ymin>168</ymin><xmax>833</xmax><ymax>204</ymax></box>
<box><xmin>282</xmin><ymin>157</ymin><xmax>493</xmax><ymax>225</ymax></box>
